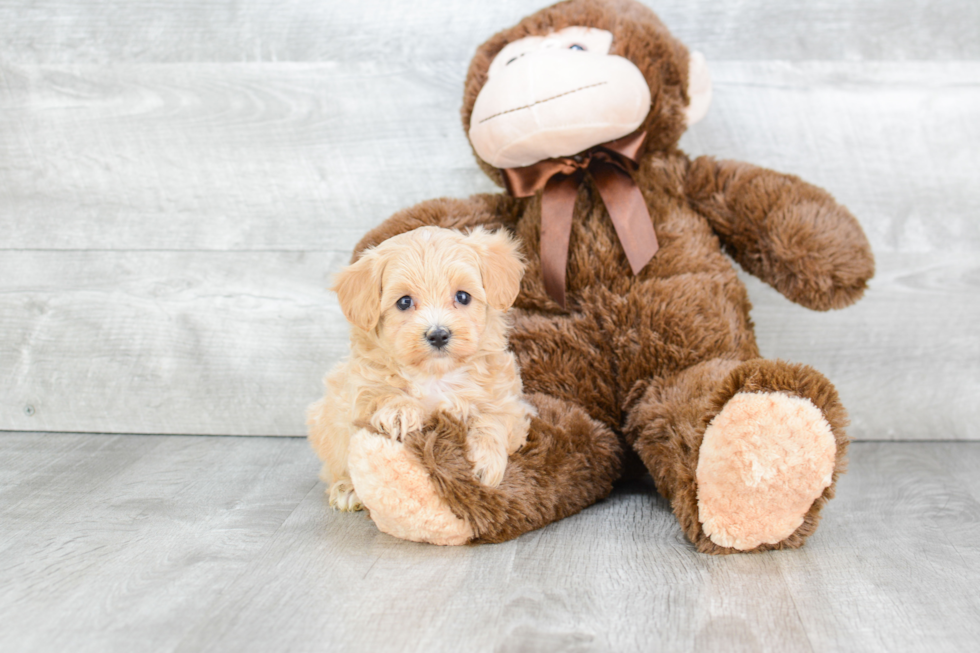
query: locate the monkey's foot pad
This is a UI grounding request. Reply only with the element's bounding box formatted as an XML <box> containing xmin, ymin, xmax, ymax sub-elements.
<box><xmin>696</xmin><ymin>391</ymin><xmax>836</xmax><ymax>550</ymax></box>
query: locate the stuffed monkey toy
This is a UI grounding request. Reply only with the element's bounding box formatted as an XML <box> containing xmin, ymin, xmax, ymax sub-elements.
<box><xmin>336</xmin><ymin>0</ymin><xmax>874</xmax><ymax>553</ymax></box>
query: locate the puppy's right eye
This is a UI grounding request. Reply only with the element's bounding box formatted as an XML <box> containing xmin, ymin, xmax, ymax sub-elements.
<box><xmin>396</xmin><ymin>296</ymin><xmax>414</xmax><ymax>311</ymax></box>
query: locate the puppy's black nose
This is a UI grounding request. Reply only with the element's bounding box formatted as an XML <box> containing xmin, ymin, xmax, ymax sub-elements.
<box><xmin>425</xmin><ymin>327</ymin><xmax>451</xmax><ymax>350</ymax></box>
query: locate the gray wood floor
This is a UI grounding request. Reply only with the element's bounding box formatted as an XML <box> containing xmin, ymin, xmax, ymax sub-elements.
<box><xmin>2</xmin><ymin>433</ymin><xmax>979</xmax><ymax>653</ymax></box>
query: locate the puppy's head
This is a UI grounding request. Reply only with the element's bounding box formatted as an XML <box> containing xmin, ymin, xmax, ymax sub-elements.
<box><xmin>333</xmin><ymin>226</ymin><xmax>524</xmax><ymax>374</ymax></box>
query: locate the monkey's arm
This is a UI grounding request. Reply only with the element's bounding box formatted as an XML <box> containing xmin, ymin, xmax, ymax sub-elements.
<box><xmin>685</xmin><ymin>156</ymin><xmax>875</xmax><ymax>311</ymax></box>
<box><xmin>351</xmin><ymin>193</ymin><xmax>523</xmax><ymax>261</ymax></box>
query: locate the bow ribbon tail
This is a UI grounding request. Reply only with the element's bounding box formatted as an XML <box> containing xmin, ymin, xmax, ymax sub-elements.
<box><xmin>539</xmin><ymin>173</ymin><xmax>580</xmax><ymax>309</ymax></box>
<box><xmin>502</xmin><ymin>131</ymin><xmax>657</xmax><ymax>309</ymax></box>
<box><xmin>591</xmin><ymin>160</ymin><xmax>659</xmax><ymax>275</ymax></box>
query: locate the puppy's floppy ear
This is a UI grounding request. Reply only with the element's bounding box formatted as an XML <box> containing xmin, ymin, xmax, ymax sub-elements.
<box><xmin>331</xmin><ymin>249</ymin><xmax>384</xmax><ymax>331</ymax></box>
<box><xmin>466</xmin><ymin>227</ymin><xmax>525</xmax><ymax>310</ymax></box>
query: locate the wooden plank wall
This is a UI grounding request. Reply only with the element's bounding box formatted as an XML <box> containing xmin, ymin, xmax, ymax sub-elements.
<box><xmin>1</xmin><ymin>1</ymin><xmax>977</xmax><ymax>439</ymax></box>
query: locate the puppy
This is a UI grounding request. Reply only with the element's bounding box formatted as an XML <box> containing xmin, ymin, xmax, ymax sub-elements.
<box><xmin>307</xmin><ymin>226</ymin><xmax>534</xmax><ymax>511</ymax></box>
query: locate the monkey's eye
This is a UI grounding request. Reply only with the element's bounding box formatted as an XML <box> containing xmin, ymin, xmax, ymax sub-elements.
<box><xmin>569</xmin><ymin>44</ymin><xmax>586</xmax><ymax>51</ymax></box>
<box><xmin>455</xmin><ymin>291</ymin><xmax>471</xmax><ymax>306</ymax></box>
<box><xmin>396</xmin><ymin>296</ymin><xmax>414</xmax><ymax>311</ymax></box>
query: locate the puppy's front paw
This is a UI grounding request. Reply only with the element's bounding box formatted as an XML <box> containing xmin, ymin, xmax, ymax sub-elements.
<box><xmin>371</xmin><ymin>401</ymin><xmax>425</xmax><ymax>441</ymax></box>
<box><xmin>469</xmin><ymin>445</ymin><xmax>507</xmax><ymax>488</ymax></box>
<box><xmin>328</xmin><ymin>479</ymin><xmax>363</xmax><ymax>511</ymax></box>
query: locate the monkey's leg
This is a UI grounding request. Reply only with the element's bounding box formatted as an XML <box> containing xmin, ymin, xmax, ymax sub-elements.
<box><xmin>403</xmin><ymin>393</ymin><xmax>621</xmax><ymax>543</ymax></box>
<box><xmin>626</xmin><ymin>358</ymin><xmax>850</xmax><ymax>554</ymax></box>
<box><xmin>349</xmin><ymin>392</ymin><xmax>620</xmax><ymax>545</ymax></box>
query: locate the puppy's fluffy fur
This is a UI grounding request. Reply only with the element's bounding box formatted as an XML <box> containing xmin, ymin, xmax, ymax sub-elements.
<box><xmin>308</xmin><ymin>226</ymin><xmax>534</xmax><ymax>511</ymax></box>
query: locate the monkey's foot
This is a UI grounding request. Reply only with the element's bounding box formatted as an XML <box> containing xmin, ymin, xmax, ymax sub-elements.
<box><xmin>347</xmin><ymin>429</ymin><xmax>474</xmax><ymax>545</ymax></box>
<box><xmin>696</xmin><ymin>391</ymin><xmax>836</xmax><ymax>550</ymax></box>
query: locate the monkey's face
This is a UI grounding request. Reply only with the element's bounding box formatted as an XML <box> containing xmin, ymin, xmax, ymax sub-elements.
<box><xmin>469</xmin><ymin>27</ymin><xmax>650</xmax><ymax>169</ymax></box>
<box><xmin>467</xmin><ymin>24</ymin><xmax>712</xmax><ymax>171</ymax></box>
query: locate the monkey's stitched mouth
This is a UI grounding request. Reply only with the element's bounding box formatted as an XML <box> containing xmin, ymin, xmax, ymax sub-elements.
<box><xmin>477</xmin><ymin>81</ymin><xmax>608</xmax><ymax>124</ymax></box>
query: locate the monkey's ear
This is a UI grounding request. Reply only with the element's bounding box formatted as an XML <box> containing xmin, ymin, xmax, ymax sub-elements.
<box><xmin>331</xmin><ymin>249</ymin><xmax>384</xmax><ymax>331</ymax></box>
<box><xmin>467</xmin><ymin>227</ymin><xmax>525</xmax><ymax>310</ymax></box>
<box><xmin>685</xmin><ymin>51</ymin><xmax>712</xmax><ymax>126</ymax></box>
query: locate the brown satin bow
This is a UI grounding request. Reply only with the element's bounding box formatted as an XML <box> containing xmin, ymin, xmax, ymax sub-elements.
<box><xmin>502</xmin><ymin>131</ymin><xmax>659</xmax><ymax>309</ymax></box>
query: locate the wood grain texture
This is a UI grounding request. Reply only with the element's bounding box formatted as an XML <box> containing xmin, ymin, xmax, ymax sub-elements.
<box><xmin>0</xmin><ymin>433</ymin><xmax>320</xmax><ymax>653</ymax></box>
<box><xmin>773</xmin><ymin>442</ymin><xmax>980</xmax><ymax>652</ymax></box>
<box><xmin>1</xmin><ymin>0</ymin><xmax>977</xmax><ymax>64</ymax></box>
<box><xmin>745</xmin><ymin>252</ymin><xmax>980</xmax><ymax>441</ymax></box>
<box><xmin>0</xmin><ymin>251</ymin><xmax>348</xmax><ymax>435</ymax></box>
<box><xmin>681</xmin><ymin>62</ymin><xmax>980</xmax><ymax>255</ymax></box>
<box><xmin>1</xmin><ymin>251</ymin><xmax>976</xmax><ymax>439</ymax></box>
<box><xmin>2</xmin><ymin>62</ymin><xmax>978</xmax><ymax>253</ymax></box>
<box><xmin>1</xmin><ymin>433</ymin><xmax>978</xmax><ymax>652</ymax></box>
<box><xmin>1</xmin><ymin>2</ymin><xmax>978</xmax><ymax>440</ymax></box>
<box><xmin>0</xmin><ymin>62</ymin><xmax>491</xmax><ymax>252</ymax></box>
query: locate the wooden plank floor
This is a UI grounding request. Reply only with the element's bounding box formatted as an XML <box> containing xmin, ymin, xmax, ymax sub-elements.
<box><xmin>1</xmin><ymin>433</ymin><xmax>978</xmax><ymax>653</ymax></box>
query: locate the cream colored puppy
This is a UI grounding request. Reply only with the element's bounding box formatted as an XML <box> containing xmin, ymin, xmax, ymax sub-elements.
<box><xmin>307</xmin><ymin>226</ymin><xmax>534</xmax><ymax>511</ymax></box>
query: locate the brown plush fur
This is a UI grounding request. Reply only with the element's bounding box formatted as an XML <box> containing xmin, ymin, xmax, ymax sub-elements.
<box><xmin>403</xmin><ymin>393</ymin><xmax>622</xmax><ymax>543</ymax></box>
<box><xmin>625</xmin><ymin>358</ymin><xmax>850</xmax><ymax>554</ymax></box>
<box><xmin>351</xmin><ymin>0</ymin><xmax>874</xmax><ymax>550</ymax></box>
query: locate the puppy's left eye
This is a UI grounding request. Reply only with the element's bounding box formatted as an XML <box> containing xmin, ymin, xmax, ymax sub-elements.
<box><xmin>455</xmin><ymin>291</ymin><xmax>471</xmax><ymax>306</ymax></box>
<box><xmin>569</xmin><ymin>44</ymin><xmax>586</xmax><ymax>51</ymax></box>
<box><xmin>396</xmin><ymin>296</ymin><xmax>414</xmax><ymax>311</ymax></box>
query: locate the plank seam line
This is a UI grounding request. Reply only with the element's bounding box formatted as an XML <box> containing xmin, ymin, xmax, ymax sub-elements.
<box><xmin>1</xmin><ymin>430</ymin><xmax>976</xmax><ymax>444</ymax></box>
<box><xmin>0</xmin><ymin>429</ymin><xmax>306</xmax><ymax>439</ymax></box>
<box><xmin>0</xmin><ymin>248</ymin><xmax>354</xmax><ymax>254</ymax></box>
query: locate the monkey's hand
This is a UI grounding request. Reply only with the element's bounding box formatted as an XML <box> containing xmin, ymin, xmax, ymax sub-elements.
<box><xmin>686</xmin><ymin>156</ymin><xmax>875</xmax><ymax>311</ymax></box>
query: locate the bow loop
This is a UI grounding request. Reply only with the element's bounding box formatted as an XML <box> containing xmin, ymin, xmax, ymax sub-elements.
<box><xmin>501</xmin><ymin>131</ymin><xmax>659</xmax><ymax>308</ymax></box>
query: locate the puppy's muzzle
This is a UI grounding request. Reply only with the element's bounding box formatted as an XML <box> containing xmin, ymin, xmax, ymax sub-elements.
<box><xmin>425</xmin><ymin>326</ymin><xmax>452</xmax><ymax>350</ymax></box>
